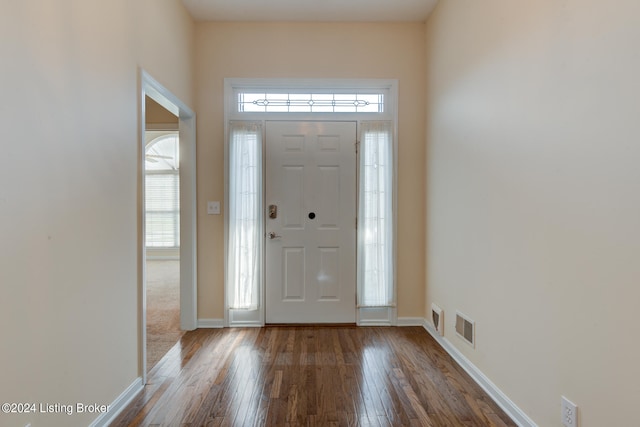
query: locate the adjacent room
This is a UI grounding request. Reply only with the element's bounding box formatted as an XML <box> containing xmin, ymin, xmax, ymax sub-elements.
<box><xmin>144</xmin><ymin>96</ymin><xmax>183</xmax><ymax>371</ymax></box>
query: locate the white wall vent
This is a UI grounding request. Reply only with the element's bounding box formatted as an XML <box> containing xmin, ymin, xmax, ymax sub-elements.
<box><xmin>431</xmin><ymin>303</ymin><xmax>444</xmax><ymax>336</ymax></box>
<box><xmin>455</xmin><ymin>311</ymin><xmax>475</xmax><ymax>347</ymax></box>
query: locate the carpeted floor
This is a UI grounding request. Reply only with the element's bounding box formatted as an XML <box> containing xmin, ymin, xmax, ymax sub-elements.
<box><xmin>146</xmin><ymin>260</ymin><xmax>184</xmax><ymax>371</ymax></box>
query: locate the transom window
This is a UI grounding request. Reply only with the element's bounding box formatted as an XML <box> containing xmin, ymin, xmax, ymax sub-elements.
<box><xmin>238</xmin><ymin>92</ymin><xmax>385</xmax><ymax>113</ymax></box>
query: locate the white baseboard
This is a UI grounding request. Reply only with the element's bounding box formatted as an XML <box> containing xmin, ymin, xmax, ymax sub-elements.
<box><xmin>397</xmin><ymin>317</ymin><xmax>425</xmax><ymax>326</ymax></box>
<box><xmin>358</xmin><ymin>320</ymin><xmax>393</xmax><ymax>326</ymax></box>
<box><xmin>227</xmin><ymin>321</ymin><xmax>264</xmax><ymax>327</ymax></box>
<box><xmin>89</xmin><ymin>377</ymin><xmax>143</xmax><ymax>427</ymax></box>
<box><xmin>422</xmin><ymin>320</ymin><xmax>537</xmax><ymax>427</ymax></box>
<box><xmin>200</xmin><ymin>318</ymin><xmax>425</xmax><ymax>327</ymax></box>
<box><xmin>197</xmin><ymin>318</ymin><xmax>225</xmax><ymax>328</ymax></box>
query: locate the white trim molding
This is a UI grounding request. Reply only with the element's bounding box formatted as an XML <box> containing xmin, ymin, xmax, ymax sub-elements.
<box><xmin>357</xmin><ymin>306</ymin><xmax>397</xmax><ymax>326</ymax></box>
<box><xmin>197</xmin><ymin>318</ymin><xmax>225</xmax><ymax>328</ymax></box>
<box><xmin>88</xmin><ymin>377</ymin><xmax>143</xmax><ymax>427</ymax></box>
<box><xmin>141</xmin><ymin>69</ymin><xmax>198</xmax><ymax>333</ymax></box>
<box><xmin>397</xmin><ymin>317</ymin><xmax>425</xmax><ymax>327</ymax></box>
<box><xmin>422</xmin><ymin>321</ymin><xmax>537</xmax><ymax>427</ymax></box>
<box><xmin>224</xmin><ymin>78</ymin><xmax>399</xmax><ymax>327</ymax></box>
<box><xmin>139</xmin><ymin>69</ymin><xmax>198</xmax><ymax>384</ymax></box>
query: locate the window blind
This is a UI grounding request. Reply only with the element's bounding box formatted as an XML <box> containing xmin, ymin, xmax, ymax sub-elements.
<box><xmin>145</xmin><ymin>132</ymin><xmax>180</xmax><ymax>248</ymax></box>
<box><xmin>145</xmin><ymin>172</ymin><xmax>180</xmax><ymax>247</ymax></box>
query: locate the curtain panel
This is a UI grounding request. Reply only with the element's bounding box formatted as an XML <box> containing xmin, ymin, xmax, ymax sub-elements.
<box><xmin>227</xmin><ymin>122</ymin><xmax>263</xmax><ymax>310</ymax></box>
<box><xmin>358</xmin><ymin>121</ymin><xmax>395</xmax><ymax>307</ymax></box>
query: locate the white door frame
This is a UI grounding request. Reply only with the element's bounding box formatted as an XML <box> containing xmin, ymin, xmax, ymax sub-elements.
<box><xmin>139</xmin><ymin>70</ymin><xmax>197</xmax><ymax>382</ymax></box>
<box><xmin>224</xmin><ymin>78</ymin><xmax>397</xmax><ymax>327</ymax></box>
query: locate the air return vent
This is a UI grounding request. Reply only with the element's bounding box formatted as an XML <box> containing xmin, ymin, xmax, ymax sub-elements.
<box><xmin>455</xmin><ymin>311</ymin><xmax>475</xmax><ymax>347</ymax></box>
<box><xmin>431</xmin><ymin>303</ymin><xmax>443</xmax><ymax>336</ymax></box>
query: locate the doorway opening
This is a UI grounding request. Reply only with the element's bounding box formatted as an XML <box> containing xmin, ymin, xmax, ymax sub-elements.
<box><xmin>144</xmin><ymin>97</ymin><xmax>182</xmax><ymax>371</ymax></box>
<box><xmin>140</xmin><ymin>71</ymin><xmax>197</xmax><ymax>382</ymax></box>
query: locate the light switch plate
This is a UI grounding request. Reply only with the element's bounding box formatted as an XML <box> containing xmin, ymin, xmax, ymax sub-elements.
<box><xmin>561</xmin><ymin>396</ymin><xmax>578</xmax><ymax>427</ymax></box>
<box><xmin>207</xmin><ymin>201</ymin><xmax>221</xmax><ymax>215</ymax></box>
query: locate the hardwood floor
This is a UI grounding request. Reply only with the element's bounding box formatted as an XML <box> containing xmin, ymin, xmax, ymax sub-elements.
<box><xmin>112</xmin><ymin>326</ymin><xmax>516</xmax><ymax>426</ymax></box>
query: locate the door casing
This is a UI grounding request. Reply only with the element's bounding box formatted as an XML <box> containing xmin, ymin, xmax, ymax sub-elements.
<box><xmin>140</xmin><ymin>70</ymin><xmax>197</xmax><ymax>383</ymax></box>
<box><xmin>224</xmin><ymin>78</ymin><xmax>398</xmax><ymax>327</ymax></box>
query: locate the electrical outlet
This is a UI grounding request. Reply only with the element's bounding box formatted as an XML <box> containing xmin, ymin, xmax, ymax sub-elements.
<box><xmin>561</xmin><ymin>396</ymin><xmax>578</xmax><ymax>427</ymax></box>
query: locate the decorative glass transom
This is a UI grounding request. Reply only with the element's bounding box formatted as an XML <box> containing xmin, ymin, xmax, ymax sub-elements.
<box><xmin>238</xmin><ymin>93</ymin><xmax>384</xmax><ymax>113</ymax></box>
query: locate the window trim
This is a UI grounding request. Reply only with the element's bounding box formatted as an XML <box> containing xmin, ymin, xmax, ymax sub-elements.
<box><xmin>237</xmin><ymin>91</ymin><xmax>386</xmax><ymax>114</ymax></box>
<box><xmin>226</xmin><ymin>78</ymin><xmax>396</xmax><ymax>121</ymax></box>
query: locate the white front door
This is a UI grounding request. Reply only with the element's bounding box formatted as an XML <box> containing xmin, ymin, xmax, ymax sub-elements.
<box><xmin>265</xmin><ymin>121</ymin><xmax>357</xmax><ymax>323</ymax></box>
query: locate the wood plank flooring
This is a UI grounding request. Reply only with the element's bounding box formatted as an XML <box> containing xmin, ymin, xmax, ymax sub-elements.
<box><xmin>112</xmin><ymin>326</ymin><xmax>516</xmax><ymax>426</ymax></box>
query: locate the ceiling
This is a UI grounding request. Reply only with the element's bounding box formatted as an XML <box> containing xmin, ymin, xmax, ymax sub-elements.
<box><xmin>181</xmin><ymin>0</ymin><xmax>439</xmax><ymax>22</ymax></box>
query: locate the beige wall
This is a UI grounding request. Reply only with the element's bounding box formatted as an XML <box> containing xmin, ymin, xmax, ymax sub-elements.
<box><xmin>194</xmin><ymin>22</ymin><xmax>427</xmax><ymax>320</ymax></box>
<box><xmin>0</xmin><ymin>1</ymin><xmax>194</xmax><ymax>426</ymax></box>
<box><xmin>425</xmin><ymin>1</ymin><xmax>640</xmax><ymax>426</ymax></box>
<box><xmin>146</xmin><ymin>96</ymin><xmax>179</xmax><ymax>125</ymax></box>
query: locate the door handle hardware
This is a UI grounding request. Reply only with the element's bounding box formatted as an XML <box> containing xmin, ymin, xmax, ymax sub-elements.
<box><xmin>267</xmin><ymin>231</ymin><xmax>282</xmax><ymax>239</ymax></box>
<box><xmin>269</xmin><ymin>204</ymin><xmax>278</xmax><ymax>219</ymax></box>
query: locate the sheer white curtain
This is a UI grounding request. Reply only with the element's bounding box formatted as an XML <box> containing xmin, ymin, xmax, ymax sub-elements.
<box><xmin>227</xmin><ymin>122</ymin><xmax>262</xmax><ymax>310</ymax></box>
<box><xmin>358</xmin><ymin>121</ymin><xmax>395</xmax><ymax>307</ymax></box>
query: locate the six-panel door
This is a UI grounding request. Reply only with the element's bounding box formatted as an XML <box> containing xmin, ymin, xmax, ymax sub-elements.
<box><xmin>265</xmin><ymin>121</ymin><xmax>357</xmax><ymax>323</ymax></box>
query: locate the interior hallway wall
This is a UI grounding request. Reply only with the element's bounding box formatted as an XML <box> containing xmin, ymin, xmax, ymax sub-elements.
<box><xmin>0</xmin><ymin>1</ymin><xmax>194</xmax><ymax>426</ymax></box>
<box><xmin>424</xmin><ymin>1</ymin><xmax>640</xmax><ymax>426</ymax></box>
<box><xmin>194</xmin><ymin>22</ymin><xmax>427</xmax><ymax>320</ymax></box>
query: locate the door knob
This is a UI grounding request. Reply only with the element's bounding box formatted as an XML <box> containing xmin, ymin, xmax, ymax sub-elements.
<box><xmin>267</xmin><ymin>231</ymin><xmax>281</xmax><ymax>239</ymax></box>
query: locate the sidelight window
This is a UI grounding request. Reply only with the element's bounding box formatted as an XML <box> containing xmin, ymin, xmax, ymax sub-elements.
<box><xmin>227</xmin><ymin>122</ymin><xmax>263</xmax><ymax>310</ymax></box>
<box><xmin>358</xmin><ymin>121</ymin><xmax>395</xmax><ymax>308</ymax></box>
